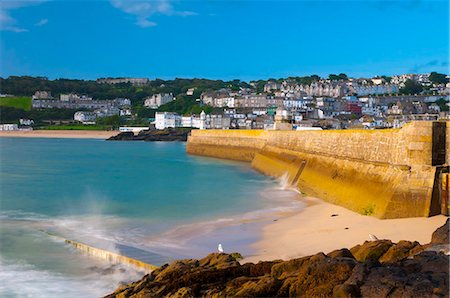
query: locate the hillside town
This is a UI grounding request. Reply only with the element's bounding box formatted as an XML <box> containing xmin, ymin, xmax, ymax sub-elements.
<box><xmin>0</xmin><ymin>73</ymin><xmax>449</xmax><ymax>131</ymax></box>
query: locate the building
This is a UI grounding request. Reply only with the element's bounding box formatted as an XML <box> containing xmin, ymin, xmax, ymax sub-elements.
<box><xmin>60</xmin><ymin>93</ymin><xmax>92</xmax><ymax>101</ymax></box>
<box><xmin>144</xmin><ymin>93</ymin><xmax>174</xmax><ymax>109</ymax></box>
<box><xmin>95</xmin><ymin>107</ymin><xmax>121</xmax><ymax>118</ymax></box>
<box><xmin>96</xmin><ymin>78</ymin><xmax>149</xmax><ymax>86</ymax></box>
<box><xmin>155</xmin><ymin>112</ymin><xmax>181</xmax><ymax>129</ymax></box>
<box><xmin>264</xmin><ymin>81</ymin><xmax>282</xmax><ymax>92</ymax></box>
<box><xmin>186</xmin><ymin>88</ymin><xmax>195</xmax><ymax>96</ymax></box>
<box><xmin>0</xmin><ymin>124</ymin><xmax>19</xmax><ymax>131</ymax></box>
<box><xmin>235</xmin><ymin>95</ymin><xmax>267</xmax><ymax>108</ymax></box>
<box><xmin>32</xmin><ymin>97</ymin><xmax>130</xmax><ymax>110</ymax></box>
<box><xmin>74</xmin><ymin>111</ymin><xmax>97</xmax><ymax>124</ymax></box>
<box><xmin>32</xmin><ymin>91</ymin><xmax>52</xmax><ymax>99</ymax></box>
<box><xmin>119</xmin><ymin>127</ymin><xmax>149</xmax><ymax>133</ymax></box>
<box><xmin>349</xmin><ymin>84</ymin><xmax>399</xmax><ymax>96</ymax></box>
<box><xmin>211</xmin><ymin>96</ymin><xmax>235</xmax><ymax>108</ymax></box>
<box><xmin>347</xmin><ymin>102</ymin><xmax>362</xmax><ymax>115</ymax></box>
<box><xmin>204</xmin><ymin>114</ymin><xmax>231</xmax><ymax>129</ymax></box>
<box><xmin>19</xmin><ymin>119</ymin><xmax>34</xmax><ymax>126</ymax></box>
<box><xmin>181</xmin><ymin>115</ymin><xmax>202</xmax><ymax>128</ymax></box>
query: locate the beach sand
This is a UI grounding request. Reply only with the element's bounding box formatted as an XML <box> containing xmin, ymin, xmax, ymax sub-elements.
<box><xmin>0</xmin><ymin>130</ymin><xmax>118</xmax><ymax>139</ymax></box>
<box><xmin>243</xmin><ymin>196</ymin><xmax>448</xmax><ymax>263</ymax></box>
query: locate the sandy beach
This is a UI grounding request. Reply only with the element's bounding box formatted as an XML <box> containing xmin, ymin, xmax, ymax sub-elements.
<box><xmin>244</xmin><ymin>196</ymin><xmax>448</xmax><ymax>263</ymax></box>
<box><xmin>0</xmin><ymin>130</ymin><xmax>118</xmax><ymax>139</ymax></box>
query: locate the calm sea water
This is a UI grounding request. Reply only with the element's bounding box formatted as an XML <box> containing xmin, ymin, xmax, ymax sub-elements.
<box><xmin>0</xmin><ymin>137</ymin><xmax>302</xmax><ymax>297</ymax></box>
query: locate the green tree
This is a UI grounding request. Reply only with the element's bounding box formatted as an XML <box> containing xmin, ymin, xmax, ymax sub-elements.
<box><xmin>429</xmin><ymin>72</ymin><xmax>448</xmax><ymax>85</ymax></box>
<box><xmin>338</xmin><ymin>73</ymin><xmax>348</xmax><ymax>80</ymax></box>
<box><xmin>400</xmin><ymin>79</ymin><xmax>423</xmax><ymax>95</ymax></box>
<box><xmin>434</xmin><ymin>98</ymin><xmax>449</xmax><ymax>112</ymax></box>
<box><xmin>328</xmin><ymin>74</ymin><xmax>339</xmax><ymax>80</ymax></box>
<box><xmin>96</xmin><ymin>115</ymin><xmax>124</xmax><ymax>129</ymax></box>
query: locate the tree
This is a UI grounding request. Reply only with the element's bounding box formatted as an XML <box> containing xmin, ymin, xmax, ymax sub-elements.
<box><xmin>429</xmin><ymin>72</ymin><xmax>448</xmax><ymax>85</ymax></box>
<box><xmin>435</xmin><ymin>98</ymin><xmax>449</xmax><ymax>112</ymax></box>
<box><xmin>96</xmin><ymin>115</ymin><xmax>124</xmax><ymax>129</ymax></box>
<box><xmin>400</xmin><ymin>79</ymin><xmax>423</xmax><ymax>95</ymax></box>
<box><xmin>338</xmin><ymin>73</ymin><xmax>348</xmax><ymax>80</ymax></box>
<box><xmin>381</xmin><ymin>75</ymin><xmax>392</xmax><ymax>83</ymax></box>
<box><xmin>328</xmin><ymin>74</ymin><xmax>339</xmax><ymax>80</ymax></box>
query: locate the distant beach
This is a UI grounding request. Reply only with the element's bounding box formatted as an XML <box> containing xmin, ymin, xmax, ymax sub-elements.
<box><xmin>0</xmin><ymin>130</ymin><xmax>118</xmax><ymax>139</ymax></box>
<box><xmin>243</xmin><ymin>196</ymin><xmax>448</xmax><ymax>263</ymax></box>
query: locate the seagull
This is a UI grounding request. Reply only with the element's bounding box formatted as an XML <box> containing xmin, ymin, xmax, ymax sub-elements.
<box><xmin>218</xmin><ymin>243</ymin><xmax>224</xmax><ymax>253</ymax></box>
<box><xmin>369</xmin><ymin>234</ymin><xmax>379</xmax><ymax>241</ymax></box>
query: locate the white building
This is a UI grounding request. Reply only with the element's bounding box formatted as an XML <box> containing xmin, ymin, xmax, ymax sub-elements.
<box><xmin>0</xmin><ymin>124</ymin><xmax>19</xmax><ymax>131</ymax></box>
<box><xmin>114</xmin><ymin>98</ymin><xmax>131</xmax><ymax>106</ymax></box>
<box><xmin>350</xmin><ymin>84</ymin><xmax>398</xmax><ymax>96</ymax></box>
<box><xmin>95</xmin><ymin>107</ymin><xmax>121</xmax><ymax>118</ymax></box>
<box><xmin>155</xmin><ymin>112</ymin><xmax>181</xmax><ymax>129</ymax></box>
<box><xmin>119</xmin><ymin>127</ymin><xmax>149</xmax><ymax>133</ymax></box>
<box><xmin>60</xmin><ymin>93</ymin><xmax>92</xmax><ymax>101</ymax></box>
<box><xmin>74</xmin><ymin>111</ymin><xmax>97</xmax><ymax>123</ymax></box>
<box><xmin>213</xmin><ymin>97</ymin><xmax>235</xmax><ymax>108</ymax></box>
<box><xmin>19</xmin><ymin>119</ymin><xmax>34</xmax><ymax>126</ymax></box>
<box><xmin>144</xmin><ymin>93</ymin><xmax>174</xmax><ymax>109</ymax></box>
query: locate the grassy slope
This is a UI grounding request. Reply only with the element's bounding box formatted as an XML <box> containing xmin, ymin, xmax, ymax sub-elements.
<box><xmin>0</xmin><ymin>97</ymin><xmax>32</xmax><ymax>111</ymax></box>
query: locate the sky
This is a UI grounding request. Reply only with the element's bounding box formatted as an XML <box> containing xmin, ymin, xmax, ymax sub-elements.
<box><xmin>0</xmin><ymin>0</ymin><xmax>449</xmax><ymax>81</ymax></box>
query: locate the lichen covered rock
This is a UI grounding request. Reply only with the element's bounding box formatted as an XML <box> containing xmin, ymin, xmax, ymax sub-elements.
<box><xmin>106</xmin><ymin>222</ymin><xmax>450</xmax><ymax>298</ymax></box>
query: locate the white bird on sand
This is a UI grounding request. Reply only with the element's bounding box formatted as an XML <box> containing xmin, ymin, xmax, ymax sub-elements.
<box><xmin>218</xmin><ymin>243</ymin><xmax>224</xmax><ymax>253</ymax></box>
<box><xmin>369</xmin><ymin>234</ymin><xmax>379</xmax><ymax>241</ymax></box>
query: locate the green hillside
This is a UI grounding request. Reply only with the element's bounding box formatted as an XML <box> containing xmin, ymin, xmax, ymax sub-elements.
<box><xmin>0</xmin><ymin>96</ymin><xmax>32</xmax><ymax>111</ymax></box>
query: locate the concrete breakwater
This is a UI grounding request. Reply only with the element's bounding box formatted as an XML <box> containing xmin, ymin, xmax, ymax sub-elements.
<box><xmin>64</xmin><ymin>239</ymin><xmax>158</xmax><ymax>273</ymax></box>
<box><xmin>40</xmin><ymin>229</ymin><xmax>158</xmax><ymax>272</ymax></box>
<box><xmin>186</xmin><ymin>121</ymin><xmax>449</xmax><ymax>219</ymax></box>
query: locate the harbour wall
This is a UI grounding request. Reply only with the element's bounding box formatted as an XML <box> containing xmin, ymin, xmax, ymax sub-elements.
<box><xmin>186</xmin><ymin>121</ymin><xmax>449</xmax><ymax>219</ymax></box>
<box><xmin>65</xmin><ymin>239</ymin><xmax>158</xmax><ymax>272</ymax></box>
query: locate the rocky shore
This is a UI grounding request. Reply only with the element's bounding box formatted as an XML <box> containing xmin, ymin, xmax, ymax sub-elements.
<box><xmin>107</xmin><ymin>219</ymin><xmax>449</xmax><ymax>298</ymax></box>
<box><xmin>107</xmin><ymin>128</ymin><xmax>192</xmax><ymax>142</ymax></box>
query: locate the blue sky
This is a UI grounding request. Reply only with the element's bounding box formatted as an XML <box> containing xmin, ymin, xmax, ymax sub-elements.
<box><xmin>0</xmin><ymin>0</ymin><xmax>448</xmax><ymax>80</ymax></box>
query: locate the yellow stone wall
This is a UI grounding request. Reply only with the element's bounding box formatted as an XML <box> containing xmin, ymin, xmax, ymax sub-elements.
<box><xmin>186</xmin><ymin>122</ymin><xmax>441</xmax><ymax>218</ymax></box>
<box><xmin>447</xmin><ymin>122</ymin><xmax>450</xmax><ymax>165</ymax></box>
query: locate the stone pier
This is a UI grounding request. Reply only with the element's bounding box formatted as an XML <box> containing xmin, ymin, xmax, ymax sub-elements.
<box><xmin>186</xmin><ymin>121</ymin><xmax>449</xmax><ymax>219</ymax></box>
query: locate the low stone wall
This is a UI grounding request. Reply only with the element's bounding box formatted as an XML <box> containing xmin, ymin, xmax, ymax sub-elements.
<box><xmin>65</xmin><ymin>239</ymin><xmax>158</xmax><ymax>272</ymax></box>
<box><xmin>187</xmin><ymin>122</ymin><xmax>447</xmax><ymax>219</ymax></box>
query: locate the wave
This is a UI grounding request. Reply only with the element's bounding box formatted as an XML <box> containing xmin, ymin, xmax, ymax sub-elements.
<box><xmin>139</xmin><ymin>184</ymin><xmax>304</xmax><ymax>255</ymax></box>
<box><xmin>0</xmin><ymin>256</ymin><xmax>142</xmax><ymax>298</ymax></box>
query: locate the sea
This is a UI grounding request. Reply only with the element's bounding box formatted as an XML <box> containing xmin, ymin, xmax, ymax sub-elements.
<box><xmin>0</xmin><ymin>137</ymin><xmax>303</xmax><ymax>297</ymax></box>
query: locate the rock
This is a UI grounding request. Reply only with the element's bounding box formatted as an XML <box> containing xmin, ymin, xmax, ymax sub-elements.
<box><xmin>431</xmin><ymin>218</ymin><xmax>449</xmax><ymax>245</ymax></box>
<box><xmin>289</xmin><ymin>255</ymin><xmax>356</xmax><ymax>297</ymax></box>
<box><xmin>107</xmin><ymin>224</ymin><xmax>450</xmax><ymax>298</ymax></box>
<box><xmin>333</xmin><ymin>283</ymin><xmax>361</xmax><ymax>297</ymax></box>
<box><xmin>350</xmin><ymin>240</ymin><xmax>393</xmax><ymax>262</ymax></box>
<box><xmin>327</xmin><ymin>248</ymin><xmax>355</xmax><ymax>259</ymax></box>
<box><xmin>270</xmin><ymin>255</ymin><xmax>311</xmax><ymax>279</ymax></box>
<box><xmin>198</xmin><ymin>253</ymin><xmax>240</xmax><ymax>269</ymax></box>
<box><xmin>378</xmin><ymin>240</ymin><xmax>421</xmax><ymax>263</ymax></box>
<box><xmin>170</xmin><ymin>287</ymin><xmax>194</xmax><ymax>298</ymax></box>
<box><xmin>107</xmin><ymin>131</ymin><xmax>135</xmax><ymax>141</ymax></box>
<box><xmin>107</xmin><ymin>128</ymin><xmax>192</xmax><ymax>142</ymax></box>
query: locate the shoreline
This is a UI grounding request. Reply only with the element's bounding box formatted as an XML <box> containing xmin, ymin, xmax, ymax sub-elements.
<box><xmin>0</xmin><ymin>130</ymin><xmax>118</xmax><ymax>139</ymax></box>
<box><xmin>243</xmin><ymin>195</ymin><xmax>448</xmax><ymax>263</ymax></box>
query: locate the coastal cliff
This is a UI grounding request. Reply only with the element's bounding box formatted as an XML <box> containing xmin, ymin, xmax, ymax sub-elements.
<box><xmin>107</xmin><ymin>220</ymin><xmax>449</xmax><ymax>298</ymax></box>
<box><xmin>186</xmin><ymin>121</ymin><xmax>449</xmax><ymax>219</ymax></box>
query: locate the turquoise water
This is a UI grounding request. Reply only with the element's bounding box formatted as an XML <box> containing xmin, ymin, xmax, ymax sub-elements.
<box><xmin>0</xmin><ymin>138</ymin><xmax>302</xmax><ymax>297</ymax></box>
